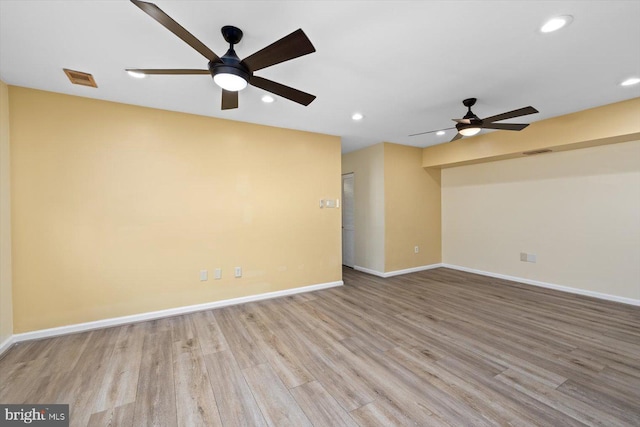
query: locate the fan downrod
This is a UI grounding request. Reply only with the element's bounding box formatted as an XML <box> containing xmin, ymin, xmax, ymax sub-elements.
<box><xmin>221</xmin><ymin>26</ymin><xmax>243</xmax><ymax>45</ymax></box>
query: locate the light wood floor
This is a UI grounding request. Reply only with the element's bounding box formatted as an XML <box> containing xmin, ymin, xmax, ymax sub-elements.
<box><xmin>1</xmin><ymin>267</ymin><xmax>639</xmax><ymax>426</ymax></box>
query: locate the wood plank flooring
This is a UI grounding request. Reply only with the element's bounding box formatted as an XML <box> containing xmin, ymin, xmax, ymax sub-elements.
<box><xmin>1</xmin><ymin>267</ymin><xmax>639</xmax><ymax>426</ymax></box>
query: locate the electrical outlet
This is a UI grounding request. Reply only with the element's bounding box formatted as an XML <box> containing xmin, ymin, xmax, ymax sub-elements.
<box><xmin>414</xmin><ymin>246</ymin><xmax>419</xmax><ymax>254</ymax></box>
<box><xmin>520</xmin><ymin>252</ymin><xmax>528</xmax><ymax>262</ymax></box>
<box><xmin>214</xmin><ymin>268</ymin><xmax>222</xmax><ymax>280</ymax></box>
<box><xmin>200</xmin><ymin>269</ymin><xmax>208</xmax><ymax>281</ymax></box>
<box><xmin>234</xmin><ymin>267</ymin><xmax>242</xmax><ymax>278</ymax></box>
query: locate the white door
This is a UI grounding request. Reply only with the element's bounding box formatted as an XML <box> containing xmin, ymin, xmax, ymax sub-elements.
<box><xmin>342</xmin><ymin>173</ymin><xmax>355</xmax><ymax>267</ymax></box>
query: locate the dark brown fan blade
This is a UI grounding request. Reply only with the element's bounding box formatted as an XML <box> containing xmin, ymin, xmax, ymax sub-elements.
<box><xmin>221</xmin><ymin>90</ymin><xmax>238</xmax><ymax>110</ymax></box>
<box><xmin>452</xmin><ymin>118</ymin><xmax>471</xmax><ymax>124</ymax></box>
<box><xmin>408</xmin><ymin>127</ymin><xmax>455</xmax><ymax>137</ymax></box>
<box><xmin>241</xmin><ymin>29</ymin><xmax>316</xmax><ymax>72</ymax></box>
<box><xmin>482</xmin><ymin>106</ymin><xmax>538</xmax><ymax>123</ymax></box>
<box><xmin>450</xmin><ymin>133</ymin><xmax>463</xmax><ymax>142</ymax></box>
<box><xmin>126</xmin><ymin>68</ymin><xmax>210</xmax><ymax>75</ymax></box>
<box><xmin>131</xmin><ymin>0</ymin><xmax>219</xmax><ymax>62</ymax></box>
<box><xmin>250</xmin><ymin>76</ymin><xmax>315</xmax><ymax>106</ymax></box>
<box><xmin>481</xmin><ymin>123</ymin><xmax>529</xmax><ymax>131</ymax></box>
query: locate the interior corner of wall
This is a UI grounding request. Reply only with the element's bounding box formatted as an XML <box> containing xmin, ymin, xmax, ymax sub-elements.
<box><xmin>0</xmin><ymin>78</ymin><xmax>14</xmax><ymax>342</ymax></box>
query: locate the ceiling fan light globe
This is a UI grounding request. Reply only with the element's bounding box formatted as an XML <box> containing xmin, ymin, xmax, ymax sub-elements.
<box><xmin>459</xmin><ymin>127</ymin><xmax>481</xmax><ymax>136</ymax></box>
<box><xmin>213</xmin><ymin>73</ymin><xmax>248</xmax><ymax>91</ymax></box>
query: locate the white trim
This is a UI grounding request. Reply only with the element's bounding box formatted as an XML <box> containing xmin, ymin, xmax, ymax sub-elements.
<box><xmin>7</xmin><ymin>280</ymin><xmax>343</xmax><ymax>347</ymax></box>
<box><xmin>442</xmin><ymin>264</ymin><xmax>640</xmax><ymax>307</ymax></box>
<box><xmin>353</xmin><ymin>266</ymin><xmax>386</xmax><ymax>277</ymax></box>
<box><xmin>354</xmin><ymin>263</ymin><xmax>443</xmax><ymax>278</ymax></box>
<box><xmin>0</xmin><ymin>335</ymin><xmax>15</xmax><ymax>356</ymax></box>
<box><xmin>384</xmin><ymin>264</ymin><xmax>444</xmax><ymax>277</ymax></box>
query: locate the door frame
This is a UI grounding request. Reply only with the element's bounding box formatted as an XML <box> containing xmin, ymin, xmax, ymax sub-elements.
<box><xmin>341</xmin><ymin>172</ymin><xmax>355</xmax><ymax>268</ymax></box>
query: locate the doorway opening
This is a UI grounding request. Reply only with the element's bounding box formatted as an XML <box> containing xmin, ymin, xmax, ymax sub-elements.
<box><xmin>342</xmin><ymin>173</ymin><xmax>354</xmax><ymax>268</ymax></box>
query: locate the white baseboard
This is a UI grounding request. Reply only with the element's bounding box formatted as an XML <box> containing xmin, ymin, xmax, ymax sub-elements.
<box><xmin>353</xmin><ymin>266</ymin><xmax>386</xmax><ymax>277</ymax></box>
<box><xmin>354</xmin><ymin>263</ymin><xmax>443</xmax><ymax>278</ymax></box>
<box><xmin>442</xmin><ymin>264</ymin><xmax>640</xmax><ymax>307</ymax></box>
<box><xmin>0</xmin><ymin>335</ymin><xmax>15</xmax><ymax>357</ymax></box>
<box><xmin>3</xmin><ymin>280</ymin><xmax>343</xmax><ymax>353</ymax></box>
<box><xmin>5</xmin><ymin>264</ymin><xmax>636</xmax><ymax>358</ymax></box>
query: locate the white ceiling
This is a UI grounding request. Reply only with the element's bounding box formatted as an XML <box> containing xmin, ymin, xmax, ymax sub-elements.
<box><xmin>1</xmin><ymin>1</ymin><xmax>639</xmax><ymax>153</ymax></box>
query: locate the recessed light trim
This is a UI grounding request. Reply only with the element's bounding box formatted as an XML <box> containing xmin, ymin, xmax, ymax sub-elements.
<box><xmin>436</xmin><ymin>130</ymin><xmax>446</xmax><ymax>136</ymax></box>
<box><xmin>261</xmin><ymin>95</ymin><xmax>275</xmax><ymax>103</ymax></box>
<box><xmin>540</xmin><ymin>15</ymin><xmax>573</xmax><ymax>33</ymax></box>
<box><xmin>351</xmin><ymin>113</ymin><xmax>364</xmax><ymax>121</ymax></box>
<box><xmin>620</xmin><ymin>77</ymin><xmax>640</xmax><ymax>87</ymax></box>
<box><xmin>127</xmin><ymin>70</ymin><xmax>146</xmax><ymax>79</ymax></box>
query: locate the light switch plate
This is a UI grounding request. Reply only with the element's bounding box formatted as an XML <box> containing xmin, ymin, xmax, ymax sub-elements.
<box><xmin>320</xmin><ymin>199</ymin><xmax>338</xmax><ymax>208</ymax></box>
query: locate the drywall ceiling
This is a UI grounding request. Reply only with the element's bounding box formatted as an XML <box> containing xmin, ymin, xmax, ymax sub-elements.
<box><xmin>1</xmin><ymin>1</ymin><xmax>639</xmax><ymax>153</ymax></box>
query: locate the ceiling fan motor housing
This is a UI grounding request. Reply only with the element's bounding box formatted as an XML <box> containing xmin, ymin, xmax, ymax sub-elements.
<box><xmin>456</xmin><ymin>122</ymin><xmax>480</xmax><ymax>133</ymax></box>
<box><xmin>208</xmin><ymin>50</ymin><xmax>251</xmax><ymax>83</ymax></box>
<box><xmin>209</xmin><ymin>26</ymin><xmax>251</xmax><ymax>85</ymax></box>
<box><xmin>457</xmin><ymin>97</ymin><xmax>482</xmax><ymax>131</ymax></box>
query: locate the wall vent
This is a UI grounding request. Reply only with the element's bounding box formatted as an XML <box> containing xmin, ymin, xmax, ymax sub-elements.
<box><xmin>523</xmin><ymin>148</ymin><xmax>552</xmax><ymax>156</ymax></box>
<box><xmin>63</xmin><ymin>68</ymin><xmax>98</xmax><ymax>88</ymax></box>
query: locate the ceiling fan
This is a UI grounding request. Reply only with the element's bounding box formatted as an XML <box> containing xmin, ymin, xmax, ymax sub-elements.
<box><xmin>126</xmin><ymin>0</ymin><xmax>316</xmax><ymax>110</ymax></box>
<box><xmin>410</xmin><ymin>98</ymin><xmax>539</xmax><ymax>142</ymax></box>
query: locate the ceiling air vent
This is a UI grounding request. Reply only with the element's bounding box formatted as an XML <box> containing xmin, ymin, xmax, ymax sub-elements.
<box><xmin>523</xmin><ymin>149</ymin><xmax>552</xmax><ymax>156</ymax></box>
<box><xmin>63</xmin><ymin>68</ymin><xmax>98</xmax><ymax>88</ymax></box>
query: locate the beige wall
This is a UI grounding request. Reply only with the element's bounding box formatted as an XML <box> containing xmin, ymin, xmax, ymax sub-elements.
<box><xmin>384</xmin><ymin>143</ymin><xmax>441</xmax><ymax>271</ymax></box>
<box><xmin>0</xmin><ymin>81</ymin><xmax>12</xmax><ymax>343</ymax></box>
<box><xmin>10</xmin><ymin>86</ymin><xmax>342</xmax><ymax>333</ymax></box>
<box><xmin>342</xmin><ymin>142</ymin><xmax>442</xmax><ymax>274</ymax></box>
<box><xmin>442</xmin><ymin>140</ymin><xmax>640</xmax><ymax>300</ymax></box>
<box><xmin>342</xmin><ymin>143</ymin><xmax>385</xmax><ymax>272</ymax></box>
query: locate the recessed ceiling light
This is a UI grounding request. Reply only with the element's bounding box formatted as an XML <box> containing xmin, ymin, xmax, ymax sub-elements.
<box><xmin>540</xmin><ymin>15</ymin><xmax>573</xmax><ymax>33</ymax></box>
<box><xmin>436</xmin><ymin>130</ymin><xmax>446</xmax><ymax>136</ymax></box>
<box><xmin>351</xmin><ymin>113</ymin><xmax>364</xmax><ymax>121</ymax></box>
<box><xmin>620</xmin><ymin>77</ymin><xmax>640</xmax><ymax>87</ymax></box>
<box><xmin>261</xmin><ymin>95</ymin><xmax>275</xmax><ymax>103</ymax></box>
<box><xmin>127</xmin><ymin>70</ymin><xmax>146</xmax><ymax>79</ymax></box>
